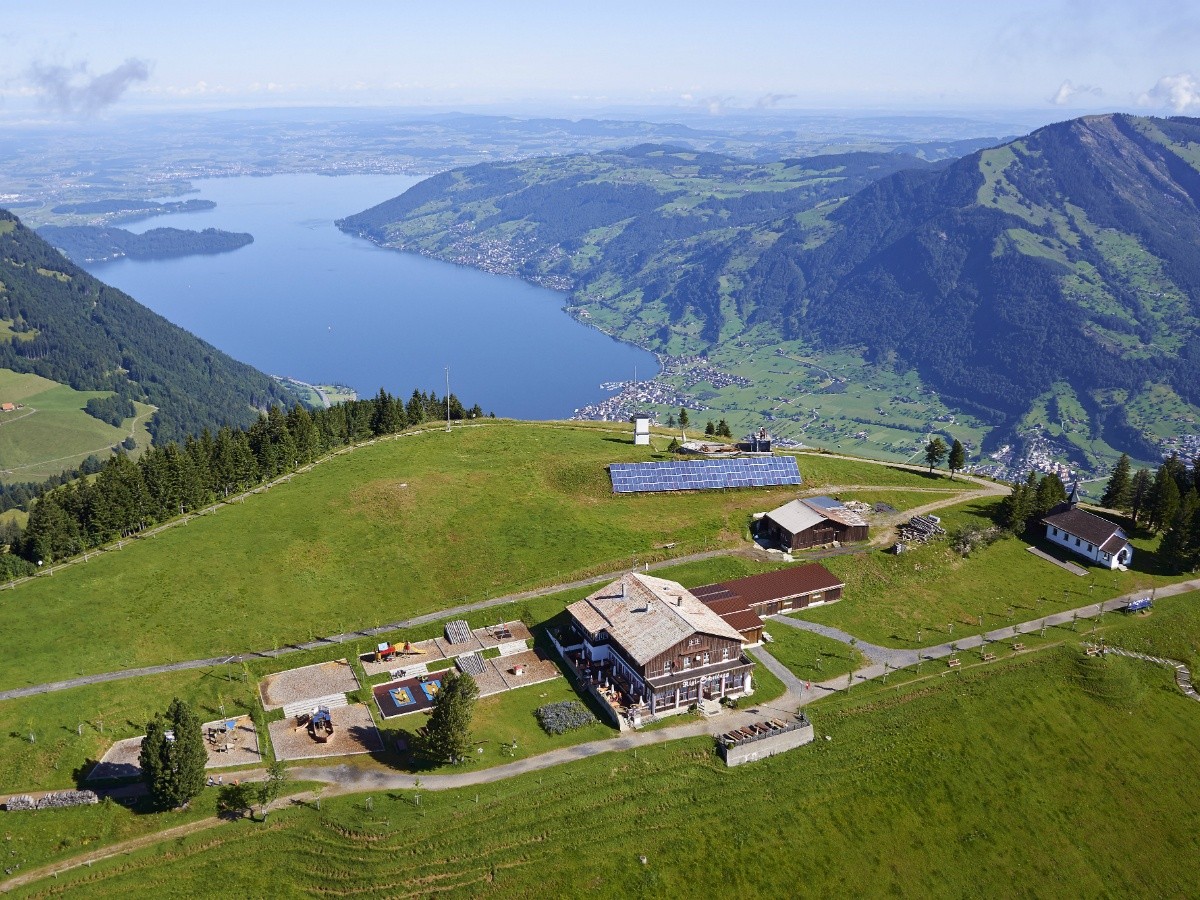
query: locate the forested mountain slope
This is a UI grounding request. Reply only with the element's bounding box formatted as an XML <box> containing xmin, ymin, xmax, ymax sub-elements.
<box><xmin>0</xmin><ymin>209</ymin><xmax>293</xmax><ymax>442</ymax></box>
<box><xmin>341</xmin><ymin>115</ymin><xmax>1200</xmax><ymax>462</ymax></box>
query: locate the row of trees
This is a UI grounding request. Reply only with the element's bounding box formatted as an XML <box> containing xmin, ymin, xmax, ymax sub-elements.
<box><xmin>8</xmin><ymin>387</ymin><xmax>487</xmax><ymax>570</ymax></box>
<box><xmin>1101</xmin><ymin>452</ymin><xmax>1200</xmax><ymax>571</ymax></box>
<box><xmin>923</xmin><ymin>436</ymin><xmax>966</xmax><ymax>478</ymax></box>
<box><xmin>997</xmin><ymin>471</ymin><xmax>1069</xmax><ymax>534</ymax></box>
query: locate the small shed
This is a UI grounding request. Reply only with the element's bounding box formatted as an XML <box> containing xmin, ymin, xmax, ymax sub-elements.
<box><xmin>760</xmin><ymin>497</ymin><xmax>869</xmax><ymax>550</ymax></box>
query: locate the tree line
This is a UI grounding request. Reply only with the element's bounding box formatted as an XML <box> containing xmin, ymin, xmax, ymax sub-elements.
<box><xmin>2</xmin><ymin>387</ymin><xmax>487</xmax><ymax>575</ymax></box>
<box><xmin>1100</xmin><ymin>452</ymin><xmax>1200</xmax><ymax>572</ymax></box>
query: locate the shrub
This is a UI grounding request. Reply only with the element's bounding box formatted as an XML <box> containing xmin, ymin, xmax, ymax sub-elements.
<box><xmin>535</xmin><ymin>700</ymin><xmax>597</xmax><ymax>735</ymax></box>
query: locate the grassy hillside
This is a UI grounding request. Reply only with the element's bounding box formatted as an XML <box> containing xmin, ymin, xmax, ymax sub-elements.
<box><xmin>0</xmin><ymin>421</ymin><xmax>949</xmax><ymax>689</ymax></box>
<box><xmin>0</xmin><ymin>369</ymin><xmax>153</xmax><ymax>483</ymax></box>
<box><xmin>20</xmin><ymin>644</ymin><xmax>1199</xmax><ymax>898</ymax></box>
<box><xmin>341</xmin><ymin>115</ymin><xmax>1200</xmax><ymax>476</ymax></box>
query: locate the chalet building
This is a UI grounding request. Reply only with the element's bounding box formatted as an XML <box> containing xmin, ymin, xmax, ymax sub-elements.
<box><xmin>557</xmin><ymin>573</ymin><xmax>754</xmax><ymax>717</ymax></box>
<box><xmin>759</xmin><ymin>496</ymin><xmax>869</xmax><ymax>550</ymax></box>
<box><xmin>692</xmin><ymin>564</ymin><xmax>846</xmax><ymax>641</ymax></box>
<box><xmin>1041</xmin><ymin>484</ymin><xmax>1133</xmax><ymax>570</ymax></box>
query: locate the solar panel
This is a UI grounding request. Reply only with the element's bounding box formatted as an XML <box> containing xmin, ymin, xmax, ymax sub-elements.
<box><xmin>609</xmin><ymin>456</ymin><xmax>802</xmax><ymax>494</ymax></box>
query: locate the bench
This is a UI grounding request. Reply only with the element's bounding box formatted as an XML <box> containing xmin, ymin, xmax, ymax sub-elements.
<box><xmin>1012</xmin><ymin>642</ymin><xmax>1026</xmax><ymax>652</ymax></box>
<box><xmin>982</xmin><ymin>652</ymin><xmax>997</xmax><ymax>662</ymax></box>
<box><xmin>1085</xmin><ymin>646</ymin><xmax>1102</xmax><ymax>657</ymax></box>
<box><xmin>947</xmin><ymin>658</ymin><xmax>961</xmax><ymax>668</ymax></box>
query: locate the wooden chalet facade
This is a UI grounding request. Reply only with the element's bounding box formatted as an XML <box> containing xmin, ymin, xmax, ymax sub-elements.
<box><xmin>760</xmin><ymin>496</ymin><xmax>869</xmax><ymax>550</ymax></box>
<box><xmin>555</xmin><ymin>573</ymin><xmax>754</xmax><ymax>719</ymax></box>
<box><xmin>693</xmin><ymin>563</ymin><xmax>846</xmax><ymax>640</ymax></box>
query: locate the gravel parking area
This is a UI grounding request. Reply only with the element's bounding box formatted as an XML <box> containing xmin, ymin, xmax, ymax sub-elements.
<box><xmin>259</xmin><ymin>659</ymin><xmax>359</xmax><ymax>710</ymax></box>
<box><xmin>87</xmin><ymin>737</ymin><xmax>144</xmax><ymax>781</ymax></box>
<box><xmin>268</xmin><ymin>703</ymin><xmax>383</xmax><ymax>761</ymax></box>
<box><xmin>202</xmin><ymin>715</ymin><xmax>261</xmax><ymax>768</ymax></box>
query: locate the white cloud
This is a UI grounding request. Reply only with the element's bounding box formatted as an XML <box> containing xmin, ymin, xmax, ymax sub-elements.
<box><xmin>1050</xmin><ymin>79</ymin><xmax>1102</xmax><ymax>105</ymax></box>
<box><xmin>1138</xmin><ymin>73</ymin><xmax>1200</xmax><ymax>113</ymax></box>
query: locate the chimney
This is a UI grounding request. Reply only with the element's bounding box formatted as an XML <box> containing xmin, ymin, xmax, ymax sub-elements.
<box><xmin>676</xmin><ymin>596</ymin><xmax>682</xmax><ymax>607</ymax></box>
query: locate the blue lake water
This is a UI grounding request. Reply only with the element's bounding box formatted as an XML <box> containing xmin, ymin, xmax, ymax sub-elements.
<box><xmin>87</xmin><ymin>173</ymin><xmax>657</xmax><ymax>419</ymax></box>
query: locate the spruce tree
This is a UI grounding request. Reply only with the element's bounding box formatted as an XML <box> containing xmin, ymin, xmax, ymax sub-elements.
<box><xmin>1034</xmin><ymin>473</ymin><xmax>1067</xmax><ymax>518</ymax></box>
<box><xmin>924</xmin><ymin>437</ymin><xmax>948</xmax><ymax>474</ymax></box>
<box><xmin>704</xmin><ymin>421</ymin><xmax>715</xmax><ymax>436</ymax></box>
<box><xmin>423</xmin><ymin>670</ymin><xmax>479</xmax><ymax>764</ymax></box>
<box><xmin>948</xmin><ymin>439</ymin><xmax>966</xmax><ymax>480</ymax></box>
<box><xmin>716</xmin><ymin>419</ymin><xmax>732</xmax><ymax>438</ymax></box>
<box><xmin>1149</xmin><ymin>465</ymin><xmax>1181</xmax><ymax>533</ymax></box>
<box><xmin>678</xmin><ymin>408</ymin><xmax>689</xmax><ymax>428</ymax></box>
<box><xmin>140</xmin><ymin>698</ymin><xmax>207</xmax><ymax>809</ymax></box>
<box><xmin>1130</xmin><ymin>468</ymin><xmax>1152</xmax><ymax>524</ymax></box>
<box><xmin>1100</xmin><ymin>454</ymin><xmax>1133</xmax><ymax>510</ymax></box>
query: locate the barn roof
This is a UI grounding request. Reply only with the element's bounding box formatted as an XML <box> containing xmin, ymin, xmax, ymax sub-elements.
<box><xmin>567</xmin><ymin>573</ymin><xmax>745</xmax><ymax>665</ymax></box>
<box><xmin>697</xmin><ymin>563</ymin><xmax>845</xmax><ymax>609</ymax></box>
<box><xmin>765</xmin><ymin>499</ymin><xmax>827</xmax><ymax>535</ymax></box>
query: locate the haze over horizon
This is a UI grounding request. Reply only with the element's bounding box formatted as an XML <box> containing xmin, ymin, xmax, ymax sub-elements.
<box><xmin>2</xmin><ymin>0</ymin><xmax>1198</xmax><ymax>124</ymax></box>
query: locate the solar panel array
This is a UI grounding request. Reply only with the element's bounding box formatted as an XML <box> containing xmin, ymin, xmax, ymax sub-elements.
<box><xmin>609</xmin><ymin>456</ymin><xmax>802</xmax><ymax>494</ymax></box>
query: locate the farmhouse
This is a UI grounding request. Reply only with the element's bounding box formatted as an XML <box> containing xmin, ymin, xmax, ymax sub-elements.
<box><xmin>1041</xmin><ymin>485</ymin><xmax>1133</xmax><ymax>570</ymax></box>
<box><xmin>555</xmin><ymin>572</ymin><xmax>754</xmax><ymax>718</ymax></box>
<box><xmin>759</xmin><ymin>496</ymin><xmax>869</xmax><ymax>550</ymax></box>
<box><xmin>692</xmin><ymin>563</ymin><xmax>846</xmax><ymax>642</ymax></box>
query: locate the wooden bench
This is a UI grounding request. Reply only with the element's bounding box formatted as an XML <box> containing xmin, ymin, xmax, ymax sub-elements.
<box><xmin>1012</xmin><ymin>642</ymin><xmax>1026</xmax><ymax>652</ymax></box>
<box><xmin>982</xmin><ymin>652</ymin><xmax>997</xmax><ymax>662</ymax></box>
<box><xmin>1085</xmin><ymin>646</ymin><xmax>1102</xmax><ymax>657</ymax></box>
<box><xmin>947</xmin><ymin>658</ymin><xmax>961</xmax><ymax>668</ymax></box>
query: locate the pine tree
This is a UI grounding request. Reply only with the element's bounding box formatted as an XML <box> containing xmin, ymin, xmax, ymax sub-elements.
<box><xmin>704</xmin><ymin>420</ymin><xmax>715</xmax><ymax>436</ymax></box>
<box><xmin>1033</xmin><ymin>473</ymin><xmax>1067</xmax><ymax>518</ymax></box>
<box><xmin>1100</xmin><ymin>454</ymin><xmax>1133</xmax><ymax>510</ymax></box>
<box><xmin>422</xmin><ymin>669</ymin><xmax>479</xmax><ymax>763</ymax></box>
<box><xmin>924</xmin><ymin>437</ymin><xmax>948</xmax><ymax>474</ymax></box>
<box><xmin>716</xmin><ymin>419</ymin><xmax>732</xmax><ymax>438</ymax></box>
<box><xmin>678</xmin><ymin>408</ymin><xmax>689</xmax><ymax>428</ymax></box>
<box><xmin>139</xmin><ymin>698</ymin><xmax>207</xmax><ymax>809</ymax></box>
<box><xmin>1129</xmin><ymin>468</ymin><xmax>1153</xmax><ymax>524</ymax></box>
<box><xmin>948</xmin><ymin>439</ymin><xmax>966</xmax><ymax>480</ymax></box>
<box><xmin>1148</xmin><ymin>464</ymin><xmax>1182</xmax><ymax>533</ymax></box>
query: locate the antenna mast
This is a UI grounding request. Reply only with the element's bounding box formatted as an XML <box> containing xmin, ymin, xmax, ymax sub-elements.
<box><xmin>445</xmin><ymin>366</ymin><xmax>451</xmax><ymax>433</ymax></box>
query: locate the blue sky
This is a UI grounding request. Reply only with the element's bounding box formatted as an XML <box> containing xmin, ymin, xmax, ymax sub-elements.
<box><xmin>2</xmin><ymin>0</ymin><xmax>1198</xmax><ymax>117</ymax></box>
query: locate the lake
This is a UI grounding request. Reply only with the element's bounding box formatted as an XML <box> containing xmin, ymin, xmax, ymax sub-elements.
<box><xmin>87</xmin><ymin>174</ymin><xmax>658</xmax><ymax>419</ymax></box>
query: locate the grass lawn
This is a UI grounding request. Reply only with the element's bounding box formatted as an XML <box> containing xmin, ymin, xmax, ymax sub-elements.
<box><xmin>0</xmin><ymin>368</ymin><xmax>154</xmax><ymax>484</ymax></box>
<box><xmin>794</xmin><ymin>497</ymin><xmax>1186</xmax><ymax>647</ymax></box>
<box><xmin>0</xmin><ymin>421</ymin><xmax>926</xmax><ymax>690</ymax></box>
<box><xmin>24</xmin><ymin>646</ymin><xmax>1199</xmax><ymax>898</ymax></box>
<box><xmin>763</xmin><ymin>623</ymin><xmax>865</xmax><ymax>682</ymax></box>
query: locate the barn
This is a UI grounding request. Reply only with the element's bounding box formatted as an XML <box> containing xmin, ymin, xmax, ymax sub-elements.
<box><xmin>759</xmin><ymin>496</ymin><xmax>869</xmax><ymax>550</ymax></box>
<box><xmin>693</xmin><ymin>563</ymin><xmax>846</xmax><ymax>631</ymax></box>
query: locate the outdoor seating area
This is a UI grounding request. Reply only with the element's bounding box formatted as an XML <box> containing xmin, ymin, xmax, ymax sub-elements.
<box><xmin>258</xmin><ymin>659</ymin><xmax>360</xmax><ymax>710</ymax></box>
<box><xmin>563</xmin><ymin>650</ymin><xmax>646</xmax><ymax>717</ymax></box>
<box><xmin>268</xmin><ymin>703</ymin><xmax>383</xmax><ymax>761</ymax></box>
<box><xmin>202</xmin><ymin>715</ymin><xmax>261</xmax><ymax>768</ymax></box>
<box><xmin>719</xmin><ymin>717</ymin><xmax>805</xmax><ymax>748</ymax></box>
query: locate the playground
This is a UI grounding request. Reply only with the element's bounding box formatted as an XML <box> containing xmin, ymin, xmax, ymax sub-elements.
<box><xmin>267</xmin><ymin>703</ymin><xmax>383</xmax><ymax>762</ymax></box>
<box><xmin>373</xmin><ymin>649</ymin><xmax>561</xmax><ymax>719</ymax></box>
<box><xmin>202</xmin><ymin>715</ymin><xmax>261</xmax><ymax>768</ymax></box>
<box><xmin>258</xmin><ymin>659</ymin><xmax>359</xmax><ymax>710</ymax></box>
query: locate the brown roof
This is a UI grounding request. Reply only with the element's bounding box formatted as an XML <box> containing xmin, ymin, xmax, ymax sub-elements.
<box><xmin>720</xmin><ymin>609</ymin><xmax>766</xmax><ymax>634</ymax></box>
<box><xmin>697</xmin><ymin>563</ymin><xmax>845</xmax><ymax>608</ymax></box>
<box><xmin>1042</xmin><ymin>507</ymin><xmax>1126</xmax><ymax>548</ymax></box>
<box><xmin>567</xmin><ymin>573</ymin><xmax>745</xmax><ymax>665</ymax></box>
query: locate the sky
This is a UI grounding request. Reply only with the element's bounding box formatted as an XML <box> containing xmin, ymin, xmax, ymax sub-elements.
<box><xmin>1</xmin><ymin>0</ymin><xmax>1198</xmax><ymax>119</ymax></box>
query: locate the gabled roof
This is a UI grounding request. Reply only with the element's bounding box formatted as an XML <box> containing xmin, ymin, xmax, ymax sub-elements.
<box><xmin>698</xmin><ymin>563</ymin><xmax>845</xmax><ymax>609</ymax></box>
<box><xmin>567</xmin><ymin>573</ymin><xmax>745</xmax><ymax>665</ymax></box>
<box><xmin>765</xmin><ymin>499</ymin><xmax>827</xmax><ymax>535</ymax></box>
<box><xmin>1042</xmin><ymin>506</ymin><xmax>1127</xmax><ymax>548</ymax></box>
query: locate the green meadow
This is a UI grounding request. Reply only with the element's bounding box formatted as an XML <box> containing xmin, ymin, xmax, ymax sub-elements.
<box><xmin>0</xmin><ymin>369</ymin><xmax>153</xmax><ymax>483</ymax></box>
<box><xmin>0</xmin><ymin>421</ymin><xmax>955</xmax><ymax>690</ymax></box>
<box><xmin>17</xmin><ymin>643</ymin><xmax>1198</xmax><ymax>899</ymax></box>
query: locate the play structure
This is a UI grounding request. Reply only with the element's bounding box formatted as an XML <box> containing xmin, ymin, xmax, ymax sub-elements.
<box><xmin>295</xmin><ymin>706</ymin><xmax>335</xmax><ymax>743</ymax></box>
<box><xmin>372</xmin><ymin>640</ymin><xmax>427</xmax><ymax>662</ymax></box>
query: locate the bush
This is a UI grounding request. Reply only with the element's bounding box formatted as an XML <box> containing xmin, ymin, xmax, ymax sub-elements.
<box><xmin>950</xmin><ymin>524</ymin><xmax>1004</xmax><ymax>557</ymax></box>
<box><xmin>535</xmin><ymin>700</ymin><xmax>597</xmax><ymax>735</ymax></box>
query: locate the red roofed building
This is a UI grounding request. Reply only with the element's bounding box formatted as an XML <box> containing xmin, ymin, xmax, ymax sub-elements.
<box><xmin>691</xmin><ymin>563</ymin><xmax>846</xmax><ymax>640</ymax></box>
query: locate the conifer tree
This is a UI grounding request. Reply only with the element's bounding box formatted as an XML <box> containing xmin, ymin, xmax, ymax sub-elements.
<box><xmin>423</xmin><ymin>670</ymin><xmax>479</xmax><ymax>764</ymax></box>
<box><xmin>948</xmin><ymin>439</ymin><xmax>966</xmax><ymax>480</ymax></box>
<box><xmin>1130</xmin><ymin>468</ymin><xmax>1153</xmax><ymax>524</ymax></box>
<box><xmin>140</xmin><ymin>698</ymin><xmax>207</xmax><ymax>809</ymax></box>
<box><xmin>678</xmin><ymin>408</ymin><xmax>689</xmax><ymax>428</ymax></box>
<box><xmin>1100</xmin><ymin>454</ymin><xmax>1133</xmax><ymax>510</ymax></box>
<box><xmin>924</xmin><ymin>437</ymin><xmax>948</xmax><ymax>474</ymax></box>
<box><xmin>1149</xmin><ymin>464</ymin><xmax>1181</xmax><ymax>533</ymax></box>
<box><xmin>704</xmin><ymin>420</ymin><xmax>715</xmax><ymax>436</ymax></box>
